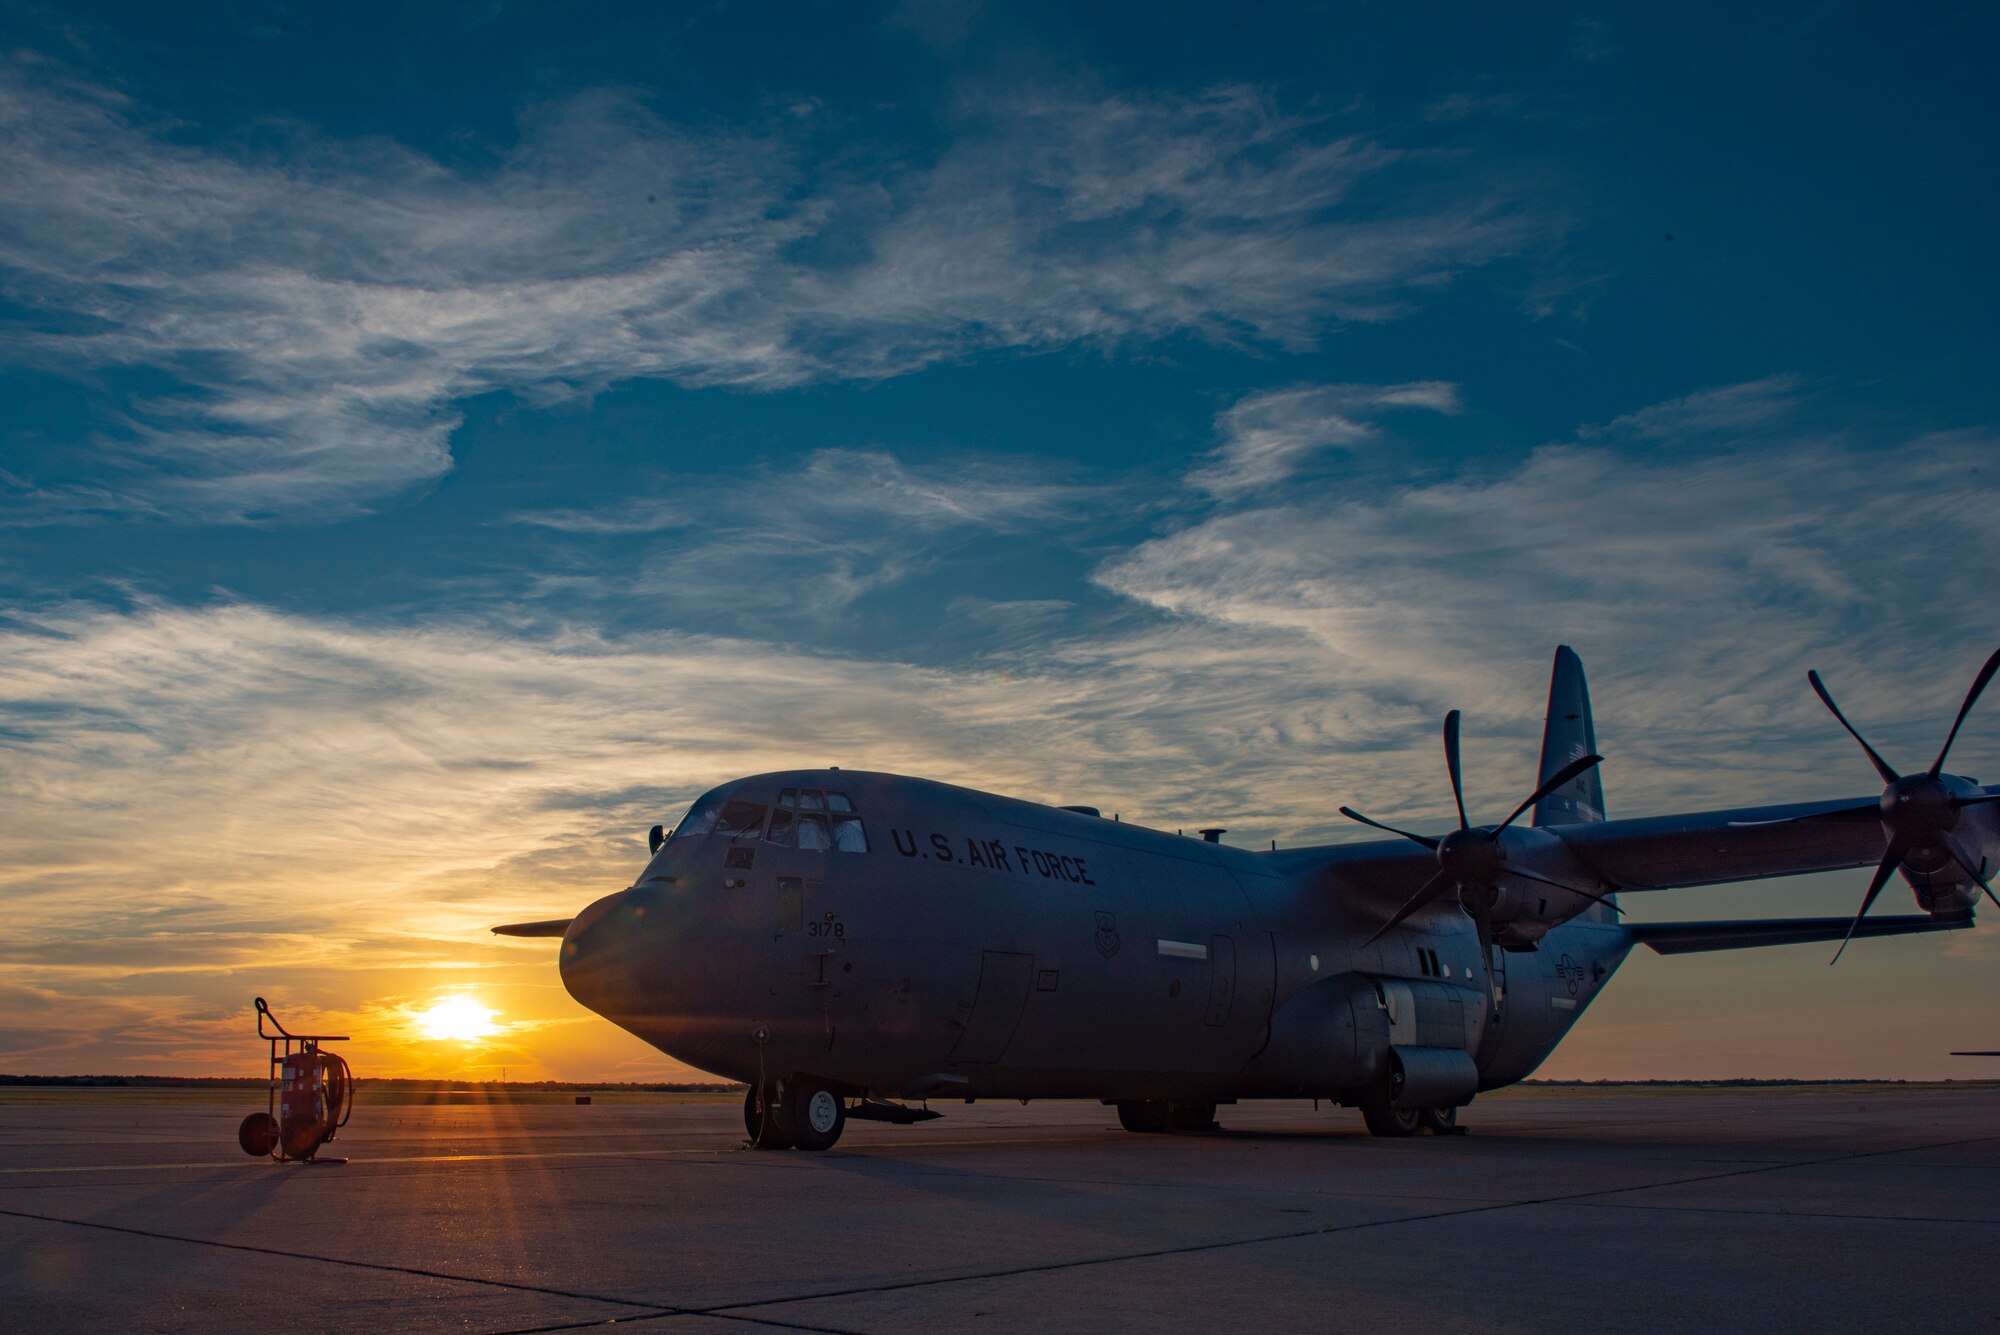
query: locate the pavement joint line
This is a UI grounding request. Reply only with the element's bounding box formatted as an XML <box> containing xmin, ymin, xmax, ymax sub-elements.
<box><xmin>561</xmin><ymin>1128</ymin><xmax>2000</xmax><ymax>1332</ymax></box>
<box><xmin>0</xmin><ymin>1205</ymin><xmax>679</xmax><ymax>1314</ymax></box>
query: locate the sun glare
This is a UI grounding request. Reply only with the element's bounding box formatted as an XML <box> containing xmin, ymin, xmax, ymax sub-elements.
<box><xmin>416</xmin><ymin>995</ymin><xmax>500</xmax><ymax>1043</ymax></box>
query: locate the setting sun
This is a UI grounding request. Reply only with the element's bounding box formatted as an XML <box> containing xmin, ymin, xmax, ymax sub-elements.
<box><xmin>415</xmin><ymin>996</ymin><xmax>500</xmax><ymax>1044</ymax></box>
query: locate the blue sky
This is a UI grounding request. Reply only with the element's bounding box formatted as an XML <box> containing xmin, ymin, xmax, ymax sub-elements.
<box><xmin>1</xmin><ymin>2</ymin><xmax>1996</xmax><ymax>1079</ymax></box>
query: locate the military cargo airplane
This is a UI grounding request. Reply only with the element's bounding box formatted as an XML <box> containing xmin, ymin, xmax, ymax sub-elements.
<box><xmin>497</xmin><ymin>646</ymin><xmax>1998</xmax><ymax>1148</ymax></box>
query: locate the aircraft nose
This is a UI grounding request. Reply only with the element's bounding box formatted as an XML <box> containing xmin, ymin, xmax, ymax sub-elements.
<box><xmin>559</xmin><ymin>888</ymin><xmax>652</xmax><ymax>1022</ymax></box>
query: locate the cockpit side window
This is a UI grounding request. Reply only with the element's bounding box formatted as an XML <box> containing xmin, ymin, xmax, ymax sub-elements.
<box><xmin>831</xmin><ymin>815</ymin><xmax>868</xmax><ymax>852</ymax></box>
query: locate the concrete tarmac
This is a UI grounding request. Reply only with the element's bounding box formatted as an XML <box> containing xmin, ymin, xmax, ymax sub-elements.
<box><xmin>2</xmin><ymin>1086</ymin><xmax>1996</xmax><ymax>1333</ymax></box>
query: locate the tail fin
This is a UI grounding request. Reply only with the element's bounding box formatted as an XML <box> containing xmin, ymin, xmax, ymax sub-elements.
<box><xmin>1533</xmin><ymin>645</ymin><xmax>1606</xmax><ymax>826</ymax></box>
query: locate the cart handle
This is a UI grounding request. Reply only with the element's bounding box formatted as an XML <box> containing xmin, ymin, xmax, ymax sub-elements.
<box><xmin>255</xmin><ymin>996</ymin><xmax>349</xmax><ymax>1043</ymax></box>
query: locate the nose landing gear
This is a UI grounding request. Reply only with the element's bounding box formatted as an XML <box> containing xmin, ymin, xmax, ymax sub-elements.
<box><xmin>744</xmin><ymin>1077</ymin><xmax>848</xmax><ymax>1151</ymax></box>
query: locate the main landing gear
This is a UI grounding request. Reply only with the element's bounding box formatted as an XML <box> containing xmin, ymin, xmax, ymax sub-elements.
<box><xmin>1113</xmin><ymin>1099</ymin><xmax>1218</xmax><ymax>1133</ymax></box>
<box><xmin>1355</xmin><ymin>1084</ymin><xmax>1464</xmax><ymax>1138</ymax></box>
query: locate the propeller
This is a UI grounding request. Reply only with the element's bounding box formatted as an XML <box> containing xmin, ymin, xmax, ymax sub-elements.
<box><xmin>1808</xmin><ymin>648</ymin><xmax>2000</xmax><ymax>964</ymax></box>
<box><xmin>1340</xmin><ymin>710</ymin><xmax>1612</xmax><ymax>1018</ymax></box>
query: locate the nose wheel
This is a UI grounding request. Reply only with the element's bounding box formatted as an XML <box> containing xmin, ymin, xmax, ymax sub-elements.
<box><xmin>785</xmin><ymin>1079</ymin><xmax>847</xmax><ymax>1150</ymax></box>
<box><xmin>743</xmin><ymin>1083</ymin><xmax>794</xmax><ymax>1149</ymax></box>
<box><xmin>744</xmin><ymin>1078</ymin><xmax>847</xmax><ymax>1151</ymax></box>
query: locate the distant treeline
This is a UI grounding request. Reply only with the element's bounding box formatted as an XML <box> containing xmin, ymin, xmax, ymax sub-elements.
<box><xmin>0</xmin><ymin>1074</ymin><xmax>746</xmax><ymax>1091</ymax></box>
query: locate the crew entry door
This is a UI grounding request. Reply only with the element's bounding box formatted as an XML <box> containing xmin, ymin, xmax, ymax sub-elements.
<box><xmin>948</xmin><ymin>951</ymin><xmax>1035</xmax><ymax>1064</ymax></box>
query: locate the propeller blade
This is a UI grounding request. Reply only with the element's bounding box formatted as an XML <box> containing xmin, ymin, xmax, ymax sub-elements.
<box><xmin>1932</xmin><ymin>649</ymin><xmax>2000</xmax><ymax>777</ymax></box>
<box><xmin>1808</xmin><ymin>669</ymin><xmax>1901</xmax><ymax>785</ymax></box>
<box><xmin>1496</xmin><ymin>862</ymin><xmax>1626</xmax><ymax>916</ymax></box>
<box><xmin>1472</xmin><ymin>910</ymin><xmax>1499</xmax><ymax>1020</ymax></box>
<box><xmin>1941</xmin><ymin>837</ymin><xmax>2000</xmax><ymax>913</ymax></box>
<box><xmin>1493</xmin><ymin>753</ymin><xmax>1605</xmax><ymax>836</ymax></box>
<box><xmin>1830</xmin><ymin>836</ymin><xmax>1909</xmax><ymax>966</ymax></box>
<box><xmin>1366</xmin><ymin>868</ymin><xmax>1458</xmax><ymax>946</ymax></box>
<box><xmin>1443</xmin><ymin>710</ymin><xmax>1469</xmax><ymax>831</ymax></box>
<box><xmin>1337</xmin><ymin>806</ymin><xmax>1440</xmax><ymax>850</ymax></box>
<box><xmin>1951</xmin><ymin>792</ymin><xmax>2000</xmax><ymax>809</ymax></box>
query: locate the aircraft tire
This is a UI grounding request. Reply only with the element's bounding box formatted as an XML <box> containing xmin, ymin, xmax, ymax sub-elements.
<box><xmin>1418</xmin><ymin>1105</ymin><xmax>1458</xmax><ymax>1134</ymax></box>
<box><xmin>1356</xmin><ymin>1089</ymin><xmax>1420</xmax><ymax>1138</ymax></box>
<box><xmin>238</xmin><ymin>1111</ymin><xmax>279</xmax><ymax>1157</ymax></box>
<box><xmin>783</xmin><ymin>1078</ymin><xmax>846</xmax><ymax>1151</ymax></box>
<box><xmin>1115</xmin><ymin>1100</ymin><xmax>1170</xmax><ymax>1133</ymax></box>
<box><xmin>743</xmin><ymin>1084</ymin><xmax>793</xmax><ymax>1149</ymax></box>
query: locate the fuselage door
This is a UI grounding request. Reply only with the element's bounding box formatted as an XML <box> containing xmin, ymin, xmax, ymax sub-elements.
<box><xmin>1204</xmin><ymin>935</ymin><xmax>1236</xmax><ymax>1027</ymax></box>
<box><xmin>948</xmin><ymin>951</ymin><xmax>1035</xmax><ymax>1064</ymax></box>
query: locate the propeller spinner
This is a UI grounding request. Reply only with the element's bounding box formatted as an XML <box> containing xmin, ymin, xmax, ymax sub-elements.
<box><xmin>1809</xmin><ymin>648</ymin><xmax>2000</xmax><ymax>964</ymax></box>
<box><xmin>1340</xmin><ymin>710</ymin><xmax>1612</xmax><ymax>1017</ymax></box>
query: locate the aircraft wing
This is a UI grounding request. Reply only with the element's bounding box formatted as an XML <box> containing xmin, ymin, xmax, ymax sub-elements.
<box><xmin>1290</xmin><ymin>795</ymin><xmax>1890</xmax><ymax>907</ymax></box>
<box><xmin>1549</xmin><ymin>796</ymin><xmax>1886</xmax><ymax>890</ymax></box>
<box><xmin>1626</xmin><ymin>913</ymin><xmax>1966</xmax><ymax>954</ymax></box>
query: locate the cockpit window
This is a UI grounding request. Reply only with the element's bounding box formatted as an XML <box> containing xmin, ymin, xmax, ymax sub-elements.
<box><xmin>669</xmin><ymin>798</ymin><xmax>719</xmax><ymax>842</ymax></box>
<box><xmin>831</xmin><ymin>815</ymin><xmax>868</xmax><ymax>852</ymax></box>
<box><xmin>796</xmin><ymin>813</ymin><xmax>832</xmax><ymax>849</ymax></box>
<box><xmin>673</xmin><ymin>785</ymin><xmax>867</xmax><ymax>851</ymax></box>
<box><xmin>712</xmin><ymin>800</ymin><xmax>768</xmax><ymax>838</ymax></box>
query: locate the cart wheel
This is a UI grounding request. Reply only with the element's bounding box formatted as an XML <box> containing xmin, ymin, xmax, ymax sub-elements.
<box><xmin>280</xmin><ymin>1114</ymin><xmax>327</xmax><ymax>1160</ymax></box>
<box><xmin>238</xmin><ymin>1112</ymin><xmax>279</xmax><ymax>1157</ymax></box>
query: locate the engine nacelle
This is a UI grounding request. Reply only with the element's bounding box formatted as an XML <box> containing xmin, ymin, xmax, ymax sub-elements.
<box><xmin>1900</xmin><ymin>842</ymin><xmax>1984</xmax><ymax>918</ymax></box>
<box><xmin>1485</xmin><ymin>826</ymin><xmax>1619</xmax><ymax>951</ymax></box>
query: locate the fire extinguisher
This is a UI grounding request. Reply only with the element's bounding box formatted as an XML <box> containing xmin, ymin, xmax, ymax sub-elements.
<box><xmin>239</xmin><ymin>997</ymin><xmax>355</xmax><ymax>1162</ymax></box>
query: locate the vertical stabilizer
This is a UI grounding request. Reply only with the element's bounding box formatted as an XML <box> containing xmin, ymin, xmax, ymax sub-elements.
<box><xmin>1533</xmin><ymin>645</ymin><xmax>1605</xmax><ymax>826</ymax></box>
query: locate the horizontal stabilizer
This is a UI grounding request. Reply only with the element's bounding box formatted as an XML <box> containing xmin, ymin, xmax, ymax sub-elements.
<box><xmin>1631</xmin><ymin>913</ymin><xmax>1969</xmax><ymax>955</ymax></box>
<box><xmin>491</xmin><ymin>918</ymin><xmax>574</xmax><ymax>938</ymax></box>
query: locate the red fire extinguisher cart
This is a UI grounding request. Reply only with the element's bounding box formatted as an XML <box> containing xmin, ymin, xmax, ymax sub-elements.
<box><xmin>237</xmin><ymin>996</ymin><xmax>355</xmax><ymax>1162</ymax></box>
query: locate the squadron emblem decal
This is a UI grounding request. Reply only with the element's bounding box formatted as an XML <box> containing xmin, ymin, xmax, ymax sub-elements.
<box><xmin>1556</xmin><ymin>952</ymin><xmax>1585</xmax><ymax>996</ymax></box>
<box><xmin>1094</xmin><ymin>912</ymin><xmax>1121</xmax><ymax>959</ymax></box>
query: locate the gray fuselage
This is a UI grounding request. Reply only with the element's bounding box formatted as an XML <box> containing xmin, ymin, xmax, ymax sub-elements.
<box><xmin>558</xmin><ymin>769</ymin><xmax>1631</xmax><ymax>1106</ymax></box>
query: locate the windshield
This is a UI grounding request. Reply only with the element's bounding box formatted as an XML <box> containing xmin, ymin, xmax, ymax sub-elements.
<box><xmin>669</xmin><ymin>790</ymin><xmax>767</xmax><ymax>842</ymax></box>
<box><xmin>669</xmin><ymin>784</ymin><xmax>867</xmax><ymax>851</ymax></box>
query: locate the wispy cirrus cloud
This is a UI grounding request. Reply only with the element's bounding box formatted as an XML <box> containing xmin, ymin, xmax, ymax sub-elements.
<box><xmin>1583</xmin><ymin>374</ymin><xmax>1806</xmax><ymax>441</ymax></box>
<box><xmin>1104</xmin><ymin>385</ymin><xmax>2000</xmax><ymax>817</ymax></box>
<box><xmin>0</xmin><ymin>60</ymin><xmax>1552</xmax><ymax>522</ymax></box>
<box><xmin>515</xmin><ymin>447</ymin><xmax>1098</xmax><ymax>626</ymax></box>
<box><xmin>1188</xmin><ymin>380</ymin><xmax>1463</xmax><ymax>495</ymax></box>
